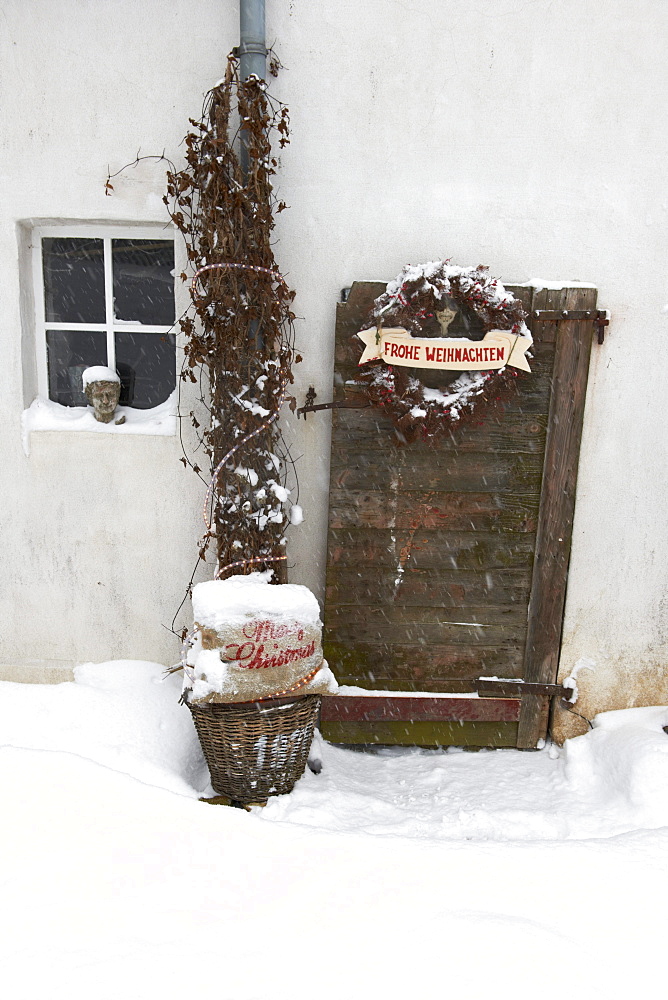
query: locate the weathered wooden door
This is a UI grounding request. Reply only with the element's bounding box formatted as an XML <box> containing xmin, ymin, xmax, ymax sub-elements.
<box><xmin>321</xmin><ymin>280</ymin><xmax>599</xmax><ymax>748</ymax></box>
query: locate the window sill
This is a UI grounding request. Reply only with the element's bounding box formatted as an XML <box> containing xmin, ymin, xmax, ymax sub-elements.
<box><xmin>22</xmin><ymin>392</ymin><xmax>177</xmax><ymax>455</ymax></box>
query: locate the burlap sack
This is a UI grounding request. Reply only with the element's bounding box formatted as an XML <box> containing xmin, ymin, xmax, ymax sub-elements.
<box><xmin>184</xmin><ymin>575</ymin><xmax>337</xmax><ymax>704</ymax></box>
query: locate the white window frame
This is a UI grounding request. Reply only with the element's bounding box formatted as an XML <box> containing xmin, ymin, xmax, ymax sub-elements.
<box><xmin>32</xmin><ymin>223</ymin><xmax>176</xmax><ymax>405</ymax></box>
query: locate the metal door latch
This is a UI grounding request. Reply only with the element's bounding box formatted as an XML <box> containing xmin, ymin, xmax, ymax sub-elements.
<box><xmin>477</xmin><ymin>678</ymin><xmax>572</xmax><ymax>702</ymax></box>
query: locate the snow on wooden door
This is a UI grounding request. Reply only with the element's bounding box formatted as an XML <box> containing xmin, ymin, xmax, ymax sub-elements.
<box><xmin>321</xmin><ymin>281</ymin><xmax>598</xmax><ymax>748</ymax></box>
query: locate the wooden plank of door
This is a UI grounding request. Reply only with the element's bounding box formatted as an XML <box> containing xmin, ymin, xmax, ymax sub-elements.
<box><xmin>320</xmin><ymin>720</ymin><xmax>519</xmax><ymax>748</ymax></box>
<box><xmin>320</xmin><ymin>694</ymin><xmax>520</xmax><ymax>722</ymax></box>
<box><xmin>517</xmin><ymin>285</ymin><xmax>598</xmax><ymax>747</ymax></box>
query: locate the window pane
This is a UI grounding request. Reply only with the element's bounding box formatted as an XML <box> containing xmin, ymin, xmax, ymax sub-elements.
<box><xmin>42</xmin><ymin>238</ymin><xmax>106</xmax><ymax>323</ymax></box>
<box><xmin>115</xmin><ymin>332</ymin><xmax>175</xmax><ymax>409</ymax></box>
<box><xmin>112</xmin><ymin>239</ymin><xmax>175</xmax><ymax>326</ymax></box>
<box><xmin>46</xmin><ymin>330</ymin><xmax>107</xmax><ymax>406</ymax></box>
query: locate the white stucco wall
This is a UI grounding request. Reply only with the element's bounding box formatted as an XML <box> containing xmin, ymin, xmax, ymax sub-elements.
<box><xmin>2</xmin><ymin>1</ymin><xmax>667</xmax><ymax>728</ymax></box>
<box><xmin>0</xmin><ymin>0</ymin><xmax>236</xmax><ymax>678</ymax></box>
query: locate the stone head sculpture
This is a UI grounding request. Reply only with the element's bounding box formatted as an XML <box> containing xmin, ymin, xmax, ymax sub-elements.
<box><xmin>82</xmin><ymin>366</ymin><xmax>121</xmax><ymax>423</ymax></box>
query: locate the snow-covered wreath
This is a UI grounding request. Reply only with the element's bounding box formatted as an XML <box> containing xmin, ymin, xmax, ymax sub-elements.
<box><xmin>355</xmin><ymin>261</ymin><xmax>532</xmax><ymax>442</ymax></box>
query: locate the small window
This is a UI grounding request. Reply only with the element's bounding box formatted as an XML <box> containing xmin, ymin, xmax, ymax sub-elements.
<box><xmin>34</xmin><ymin>227</ymin><xmax>176</xmax><ymax>409</ymax></box>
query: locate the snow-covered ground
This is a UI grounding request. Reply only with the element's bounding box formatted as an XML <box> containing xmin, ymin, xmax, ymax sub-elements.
<box><xmin>1</xmin><ymin>660</ymin><xmax>667</xmax><ymax>1000</ymax></box>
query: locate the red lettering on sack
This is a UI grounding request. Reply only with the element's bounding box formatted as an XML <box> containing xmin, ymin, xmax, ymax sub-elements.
<box><xmin>242</xmin><ymin>620</ymin><xmax>293</xmax><ymax>642</ymax></box>
<box><xmin>225</xmin><ymin>637</ymin><xmax>317</xmax><ymax>669</ymax></box>
<box><xmin>225</xmin><ymin>641</ymin><xmax>255</xmax><ymax>662</ymax></box>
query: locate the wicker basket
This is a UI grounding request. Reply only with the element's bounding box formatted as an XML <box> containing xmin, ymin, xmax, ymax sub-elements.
<box><xmin>187</xmin><ymin>693</ymin><xmax>321</xmax><ymax>803</ymax></box>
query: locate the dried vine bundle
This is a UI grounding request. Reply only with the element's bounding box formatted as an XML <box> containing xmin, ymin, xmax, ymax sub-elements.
<box><xmin>165</xmin><ymin>55</ymin><xmax>298</xmax><ymax>579</ymax></box>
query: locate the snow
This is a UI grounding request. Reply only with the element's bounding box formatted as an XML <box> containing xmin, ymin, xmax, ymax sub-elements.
<box><xmin>232</xmin><ymin>391</ymin><xmax>271</xmax><ymax>417</ymax></box>
<box><xmin>518</xmin><ymin>277</ymin><xmax>598</xmax><ymax>290</ymax></box>
<box><xmin>338</xmin><ymin>685</ymin><xmax>480</xmax><ymax>698</ymax></box>
<box><xmin>422</xmin><ymin>373</ymin><xmax>488</xmax><ymax>409</ymax></box>
<box><xmin>81</xmin><ymin>365</ymin><xmax>120</xmax><ymax>387</ymax></box>
<box><xmin>269</xmin><ymin>708</ymin><xmax>668</xmax><ymax>841</ymax></box>
<box><xmin>1</xmin><ymin>661</ymin><xmax>668</xmax><ymax>999</ymax></box>
<box><xmin>192</xmin><ymin>572</ymin><xmax>322</xmax><ymax>630</ymax></box>
<box><xmin>234</xmin><ymin>464</ymin><xmax>259</xmax><ymax>486</ymax></box>
<box><xmin>562</xmin><ymin>655</ymin><xmax>596</xmax><ymax>703</ymax></box>
<box><xmin>270</xmin><ymin>481</ymin><xmax>290</xmax><ymax>502</ymax></box>
<box><xmin>289</xmin><ymin>502</ymin><xmax>304</xmax><ymax>525</ymax></box>
<box><xmin>187</xmin><ymin>646</ymin><xmax>227</xmax><ymax>700</ymax></box>
<box><xmin>22</xmin><ymin>392</ymin><xmax>177</xmax><ymax>453</ymax></box>
<box><xmin>0</xmin><ymin>660</ymin><xmax>206</xmax><ymax>797</ymax></box>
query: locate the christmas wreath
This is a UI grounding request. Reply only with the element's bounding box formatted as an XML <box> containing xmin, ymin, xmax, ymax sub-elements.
<box><xmin>355</xmin><ymin>261</ymin><xmax>531</xmax><ymax>442</ymax></box>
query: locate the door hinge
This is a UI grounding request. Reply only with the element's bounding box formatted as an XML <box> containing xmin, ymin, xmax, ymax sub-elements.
<box><xmin>532</xmin><ymin>309</ymin><xmax>610</xmax><ymax>344</ymax></box>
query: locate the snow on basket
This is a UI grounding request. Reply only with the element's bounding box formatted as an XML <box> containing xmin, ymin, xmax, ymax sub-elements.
<box><xmin>184</xmin><ymin>573</ymin><xmax>337</xmax><ymax>705</ymax></box>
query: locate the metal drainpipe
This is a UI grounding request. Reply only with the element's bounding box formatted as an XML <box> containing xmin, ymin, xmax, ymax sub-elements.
<box><xmin>238</xmin><ymin>0</ymin><xmax>268</xmax><ymax>344</ymax></box>
<box><xmin>239</xmin><ymin>0</ymin><xmax>267</xmax><ymax>83</ymax></box>
<box><xmin>238</xmin><ymin>0</ymin><xmax>267</xmax><ymax>177</ymax></box>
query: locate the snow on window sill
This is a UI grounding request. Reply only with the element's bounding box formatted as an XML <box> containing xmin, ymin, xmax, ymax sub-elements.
<box><xmin>22</xmin><ymin>391</ymin><xmax>177</xmax><ymax>455</ymax></box>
